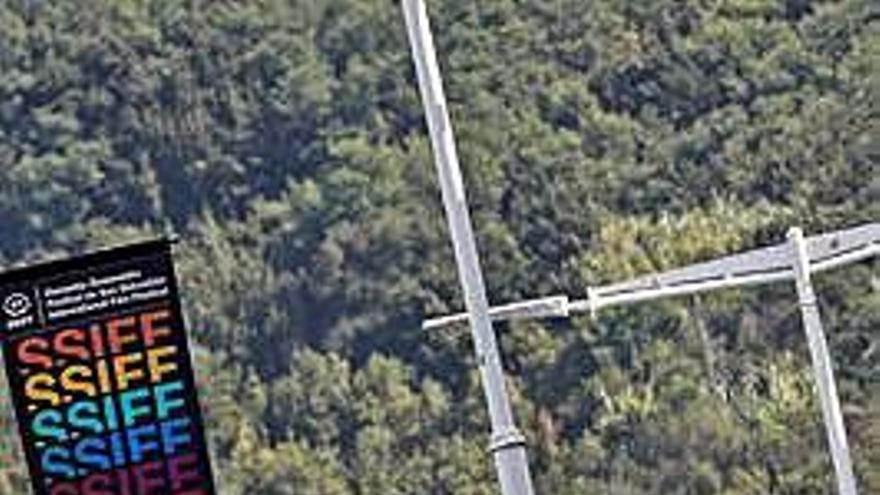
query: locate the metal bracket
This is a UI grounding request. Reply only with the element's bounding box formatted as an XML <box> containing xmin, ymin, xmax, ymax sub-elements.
<box><xmin>489</xmin><ymin>428</ymin><xmax>528</xmax><ymax>454</ymax></box>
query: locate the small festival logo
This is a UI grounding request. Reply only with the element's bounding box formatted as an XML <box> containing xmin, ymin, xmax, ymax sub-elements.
<box><xmin>3</xmin><ymin>293</ymin><xmax>31</xmax><ymax>319</ymax></box>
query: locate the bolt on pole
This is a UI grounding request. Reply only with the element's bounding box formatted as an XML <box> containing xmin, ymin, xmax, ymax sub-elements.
<box><xmin>788</xmin><ymin>228</ymin><xmax>859</xmax><ymax>495</ymax></box>
<box><xmin>400</xmin><ymin>1</ymin><xmax>536</xmax><ymax>495</ymax></box>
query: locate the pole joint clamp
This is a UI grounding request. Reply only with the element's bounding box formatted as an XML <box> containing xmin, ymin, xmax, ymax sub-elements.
<box><xmin>587</xmin><ymin>286</ymin><xmax>599</xmax><ymax>320</ymax></box>
<box><xmin>799</xmin><ymin>297</ymin><xmax>819</xmax><ymax>308</ymax></box>
<box><xmin>488</xmin><ymin>428</ymin><xmax>527</xmax><ymax>454</ymax></box>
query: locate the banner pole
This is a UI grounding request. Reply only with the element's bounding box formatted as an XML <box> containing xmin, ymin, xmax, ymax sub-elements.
<box><xmin>789</xmin><ymin>227</ymin><xmax>859</xmax><ymax>495</ymax></box>
<box><xmin>401</xmin><ymin>1</ymin><xmax>535</xmax><ymax>494</ymax></box>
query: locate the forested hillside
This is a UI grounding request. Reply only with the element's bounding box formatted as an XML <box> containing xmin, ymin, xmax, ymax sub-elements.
<box><xmin>0</xmin><ymin>0</ymin><xmax>877</xmax><ymax>493</ymax></box>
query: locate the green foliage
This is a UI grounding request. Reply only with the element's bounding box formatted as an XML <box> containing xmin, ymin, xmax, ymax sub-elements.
<box><xmin>0</xmin><ymin>0</ymin><xmax>877</xmax><ymax>493</ymax></box>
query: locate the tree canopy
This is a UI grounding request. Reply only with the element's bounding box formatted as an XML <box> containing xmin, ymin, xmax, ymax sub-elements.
<box><xmin>0</xmin><ymin>0</ymin><xmax>877</xmax><ymax>493</ymax></box>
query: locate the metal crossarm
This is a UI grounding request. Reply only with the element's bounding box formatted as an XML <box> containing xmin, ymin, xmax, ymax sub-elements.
<box><xmin>422</xmin><ymin>295</ymin><xmax>570</xmax><ymax>330</ymax></box>
<box><xmin>424</xmin><ymin>223</ymin><xmax>880</xmax><ymax>327</ymax></box>
<box><xmin>422</xmin><ymin>222</ymin><xmax>878</xmax><ymax>495</ymax></box>
<box><xmin>808</xmin><ymin>222</ymin><xmax>880</xmax><ymax>262</ymax></box>
<box><xmin>586</xmin><ymin>222</ymin><xmax>880</xmax><ymax>307</ymax></box>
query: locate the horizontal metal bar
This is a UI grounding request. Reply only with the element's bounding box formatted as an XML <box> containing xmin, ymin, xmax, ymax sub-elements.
<box><xmin>421</xmin><ymin>227</ymin><xmax>880</xmax><ymax>330</ymax></box>
<box><xmin>807</xmin><ymin>222</ymin><xmax>880</xmax><ymax>263</ymax></box>
<box><xmin>594</xmin><ymin>223</ymin><xmax>879</xmax><ymax>300</ymax></box>
<box><xmin>593</xmin><ymin>245</ymin><xmax>791</xmax><ymax>299</ymax></box>
<box><xmin>812</xmin><ymin>243</ymin><xmax>880</xmax><ymax>274</ymax></box>
<box><xmin>576</xmin><ymin>242</ymin><xmax>880</xmax><ymax>313</ymax></box>
<box><xmin>575</xmin><ymin>268</ymin><xmax>796</xmax><ymax>312</ymax></box>
<box><xmin>422</xmin><ymin>295</ymin><xmax>570</xmax><ymax>330</ymax></box>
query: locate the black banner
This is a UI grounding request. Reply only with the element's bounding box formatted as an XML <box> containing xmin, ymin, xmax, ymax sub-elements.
<box><xmin>0</xmin><ymin>240</ymin><xmax>216</xmax><ymax>495</ymax></box>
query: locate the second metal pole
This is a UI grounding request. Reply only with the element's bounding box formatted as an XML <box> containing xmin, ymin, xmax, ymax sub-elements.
<box><xmin>401</xmin><ymin>1</ymin><xmax>536</xmax><ymax>494</ymax></box>
<box><xmin>789</xmin><ymin>227</ymin><xmax>858</xmax><ymax>495</ymax></box>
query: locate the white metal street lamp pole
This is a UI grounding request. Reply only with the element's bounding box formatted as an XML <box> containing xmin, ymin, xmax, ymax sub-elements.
<box><xmin>788</xmin><ymin>228</ymin><xmax>858</xmax><ymax>495</ymax></box>
<box><xmin>400</xmin><ymin>2</ymin><xmax>536</xmax><ymax>495</ymax></box>
<box><xmin>424</xmin><ymin>222</ymin><xmax>879</xmax><ymax>495</ymax></box>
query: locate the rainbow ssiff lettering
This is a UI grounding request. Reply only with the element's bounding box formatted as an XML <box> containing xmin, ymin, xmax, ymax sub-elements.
<box><xmin>0</xmin><ymin>241</ymin><xmax>215</xmax><ymax>495</ymax></box>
